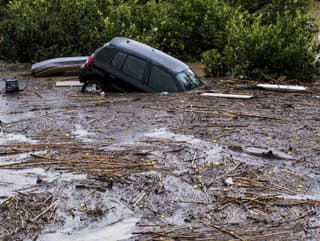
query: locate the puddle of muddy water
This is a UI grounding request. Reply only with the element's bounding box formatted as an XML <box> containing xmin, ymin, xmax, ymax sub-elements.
<box><xmin>0</xmin><ymin>132</ymin><xmax>37</xmax><ymax>144</ymax></box>
<box><xmin>0</xmin><ymin>168</ymin><xmax>40</xmax><ymax>198</ymax></box>
<box><xmin>144</xmin><ymin>128</ymin><xmax>223</xmax><ymax>169</ymax></box>
<box><xmin>144</xmin><ymin>128</ymin><xmax>206</xmax><ymax>143</ymax></box>
<box><xmin>72</xmin><ymin>125</ymin><xmax>148</xmax><ymax>144</ymax></box>
<box><xmin>72</xmin><ymin>124</ymin><xmax>96</xmax><ymax>142</ymax></box>
<box><xmin>0</xmin><ymin>167</ymin><xmax>87</xmax><ymax>201</ymax></box>
<box><xmin>0</xmin><ymin>152</ymin><xmax>30</xmax><ymax>163</ymax></box>
<box><xmin>116</xmin><ymin>128</ymin><xmax>148</xmax><ymax>144</ymax></box>
<box><xmin>38</xmin><ymin>217</ymin><xmax>139</xmax><ymax>241</ymax></box>
<box><xmin>108</xmin><ymin>127</ymin><xmax>215</xmax><ymax>146</ymax></box>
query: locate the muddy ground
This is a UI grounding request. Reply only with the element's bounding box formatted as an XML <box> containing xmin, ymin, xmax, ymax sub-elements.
<box><xmin>0</xmin><ymin>62</ymin><xmax>320</xmax><ymax>241</ymax></box>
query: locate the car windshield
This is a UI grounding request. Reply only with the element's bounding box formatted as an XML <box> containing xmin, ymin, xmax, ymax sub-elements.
<box><xmin>176</xmin><ymin>69</ymin><xmax>202</xmax><ymax>91</ymax></box>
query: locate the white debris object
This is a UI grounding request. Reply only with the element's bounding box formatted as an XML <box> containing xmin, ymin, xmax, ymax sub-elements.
<box><xmin>56</xmin><ymin>80</ymin><xmax>83</xmax><ymax>87</ymax></box>
<box><xmin>225</xmin><ymin>177</ymin><xmax>234</xmax><ymax>186</ymax></box>
<box><xmin>200</xmin><ymin>93</ymin><xmax>253</xmax><ymax>99</ymax></box>
<box><xmin>257</xmin><ymin>84</ymin><xmax>307</xmax><ymax>92</ymax></box>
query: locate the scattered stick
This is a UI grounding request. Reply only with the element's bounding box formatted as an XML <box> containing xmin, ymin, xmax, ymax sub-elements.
<box><xmin>30</xmin><ymin>202</ymin><xmax>57</xmax><ymax>223</ymax></box>
<box><xmin>145</xmin><ymin>105</ymin><xmax>286</xmax><ymax>120</ymax></box>
<box><xmin>33</xmin><ymin>89</ymin><xmax>43</xmax><ymax>98</ymax></box>
<box><xmin>208</xmin><ymin>162</ymin><xmax>242</xmax><ymax>186</ymax></box>
<box><xmin>133</xmin><ymin>192</ymin><xmax>146</xmax><ymax>207</ymax></box>
<box><xmin>203</xmin><ymin>222</ymin><xmax>246</xmax><ymax>241</ymax></box>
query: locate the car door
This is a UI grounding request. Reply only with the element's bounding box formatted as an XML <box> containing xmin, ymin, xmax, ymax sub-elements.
<box><xmin>108</xmin><ymin>52</ymin><xmax>153</xmax><ymax>92</ymax></box>
<box><xmin>147</xmin><ymin>65</ymin><xmax>180</xmax><ymax>92</ymax></box>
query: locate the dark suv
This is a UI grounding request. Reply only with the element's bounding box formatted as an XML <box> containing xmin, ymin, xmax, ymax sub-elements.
<box><xmin>79</xmin><ymin>37</ymin><xmax>202</xmax><ymax>93</ymax></box>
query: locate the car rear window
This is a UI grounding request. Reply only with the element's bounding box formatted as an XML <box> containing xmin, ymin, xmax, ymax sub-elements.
<box><xmin>122</xmin><ymin>55</ymin><xmax>147</xmax><ymax>81</ymax></box>
<box><xmin>149</xmin><ymin>66</ymin><xmax>177</xmax><ymax>92</ymax></box>
<box><xmin>111</xmin><ymin>52</ymin><xmax>127</xmax><ymax>69</ymax></box>
<box><xmin>176</xmin><ymin>68</ymin><xmax>202</xmax><ymax>91</ymax></box>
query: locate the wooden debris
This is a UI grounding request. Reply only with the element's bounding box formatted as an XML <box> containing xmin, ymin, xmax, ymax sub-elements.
<box><xmin>133</xmin><ymin>192</ymin><xmax>146</xmax><ymax>207</ymax></box>
<box><xmin>1</xmin><ymin>66</ymin><xmax>319</xmax><ymax>241</ymax></box>
<box><xmin>56</xmin><ymin>80</ymin><xmax>83</xmax><ymax>87</ymax></box>
<box><xmin>200</xmin><ymin>93</ymin><xmax>253</xmax><ymax>99</ymax></box>
<box><xmin>203</xmin><ymin>222</ymin><xmax>246</xmax><ymax>241</ymax></box>
<box><xmin>30</xmin><ymin>202</ymin><xmax>57</xmax><ymax>223</ymax></box>
<box><xmin>257</xmin><ymin>84</ymin><xmax>308</xmax><ymax>92</ymax></box>
<box><xmin>33</xmin><ymin>89</ymin><xmax>43</xmax><ymax>98</ymax></box>
<box><xmin>0</xmin><ymin>143</ymin><xmax>157</xmax><ymax>183</ymax></box>
<box><xmin>145</xmin><ymin>105</ymin><xmax>286</xmax><ymax>120</ymax></box>
<box><xmin>0</xmin><ymin>193</ymin><xmax>56</xmax><ymax>241</ymax></box>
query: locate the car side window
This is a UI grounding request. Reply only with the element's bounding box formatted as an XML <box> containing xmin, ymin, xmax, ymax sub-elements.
<box><xmin>111</xmin><ymin>52</ymin><xmax>127</xmax><ymax>69</ymax></box>
<box><xmin>149</xmin><ymin>66</ymin><xmax>177</xmax><ymax>92</ymax></box>
<box><xmin>122</xmin><ymin>55</ymin><xmax>147</xmax><ymax>81</ymax></box>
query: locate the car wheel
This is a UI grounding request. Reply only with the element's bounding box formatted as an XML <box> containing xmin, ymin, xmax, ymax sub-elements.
<box><xmin>82</xmin><ymin>80</ymin><xmax>104</xmax><ymax>94</ymax></box>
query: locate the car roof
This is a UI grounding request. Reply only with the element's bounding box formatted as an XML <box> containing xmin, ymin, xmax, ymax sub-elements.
<box><xmin>108</xmin><ymin>37</ymin><xmax>189</xmax><ymax>74</ymax></box>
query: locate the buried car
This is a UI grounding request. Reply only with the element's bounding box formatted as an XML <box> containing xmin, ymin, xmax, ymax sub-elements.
<box><xmin>80</xmin><ymin>37</ymin><xmax>202</xmax><ymax>93</ymax></box>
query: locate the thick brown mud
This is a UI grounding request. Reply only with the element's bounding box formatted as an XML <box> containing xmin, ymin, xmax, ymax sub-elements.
<box><xmin>0</xmin><ymin>62</ymin><xmax>320</xmax><ymax>240</ymax></box>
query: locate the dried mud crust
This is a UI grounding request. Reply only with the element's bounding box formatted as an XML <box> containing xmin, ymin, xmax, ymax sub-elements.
<box><xmin>0</xmin><ymin>62</ymin><xmax>320</xmax><ymax>240</ymax></box>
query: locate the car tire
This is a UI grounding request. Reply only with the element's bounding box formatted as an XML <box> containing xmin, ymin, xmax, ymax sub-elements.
<box><xmin>82</xmin><ymin>80</ymin><xmax>104</xmax><ymax>94</ymax></box>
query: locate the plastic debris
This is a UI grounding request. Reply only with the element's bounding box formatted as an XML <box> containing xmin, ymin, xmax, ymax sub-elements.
<box><xmin>225</xmin><ymin>177</ymin><xmax>234</xmax><ymax>186</ymax></box>
<box><xmin>160</xmin><ymin>91</ymin><xmax>169</xmax><ymax>96</ymax></box>
<box><xmin>5</xmin><ymin>79</ymin><xmax>19</xmax><ymax>93</ymax></box>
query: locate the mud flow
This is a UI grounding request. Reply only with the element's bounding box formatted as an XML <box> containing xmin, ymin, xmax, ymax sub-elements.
<box><xmin>0</xmin><ymin>62</ymin><xmax>320</xmax><ymax>240</ymax></box>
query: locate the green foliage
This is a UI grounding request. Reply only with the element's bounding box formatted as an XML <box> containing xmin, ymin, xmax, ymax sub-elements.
<box><xmin>101</xmin><ymin>0</ymin><xmax>233</xmax><ymax>60</ymax></box>
<box><xmin>0</xmin><ymin>0</ymin><xmax>234</xmax><ymax>61</ymax></box>
<box><xmin>202</xmin><ymin>0</ymin><xmax>320</xmax><ymax>80</ymax></box>
<box><xmin>0</xmin><ymin>0</ymin><xmax>105</xmax><ymax>61</ymax></box>
<box><xmin>0</xmin><ymin>0</ymin><xmax>319</xmax><ymax>80</ymax></box>
<box><xmin>227</xmin><ymin>0</ymin><xmax>312</xmax><ymax>15</ymax></box>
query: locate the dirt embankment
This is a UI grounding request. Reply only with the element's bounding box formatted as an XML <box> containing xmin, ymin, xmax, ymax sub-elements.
<box><xmin>0</xmin><ymin>62</ymin><xmax>320</xmax><ymax>240</ymax></box>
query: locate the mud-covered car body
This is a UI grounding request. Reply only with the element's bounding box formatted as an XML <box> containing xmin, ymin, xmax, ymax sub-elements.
<box><xmin>79</xmin><ymin>37</ymin><xmax>202</xmax><ymax>92</ymax></box>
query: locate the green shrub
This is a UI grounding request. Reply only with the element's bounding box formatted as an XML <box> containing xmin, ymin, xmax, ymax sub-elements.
<box><xmin>202</xmin><ymin>3</ymin><xmax>320</xmax><ymax>80</ymax></box>
<box><xmin>227</xmin><ymin>0</ymin><xmax>312</xmax><ymax>15</ymax></box>
<box><xmin>0</xmin><ymin>0</ymin><xmax>105</xmax><ymax>61</ymax></box>
<box><xmin>140</xmin><ymin>0</ymin><xmax>232</xmax><ymax>60</ymax></box>
<box><xmin>0</xmin><ymin>0</ymin><xmax>318</xmax><ymax>80</ymax></box>
<box><xmin>101</xmin><ymin>0</ymin><xmax>233</xmax><ymax>60</ymax></box>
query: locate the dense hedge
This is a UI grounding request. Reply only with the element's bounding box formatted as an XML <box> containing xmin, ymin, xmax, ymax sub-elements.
<box><xmin>0</xmin><ymin>0</ymin><xmax>233</xmax><ymax>61</ymax></box>
<box><xmin>227</xmin><ymin>0</ymin><xmax>312</xmax><ymax>15</ymax></box>
<box><xmin>0</xmin><ymin>0</ymin><xmax>105</xmax><ymax>62</ymax></box>
<box><xmin>0</xmin><ymin>0</ymin><xmax>319</xmax><ymax>80</ymax></box>
<box><xmin>202</xmin><ymin>7</ymin><xmax>320</xmax><ymax>80</ymax></box>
